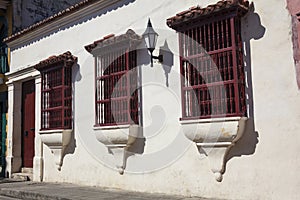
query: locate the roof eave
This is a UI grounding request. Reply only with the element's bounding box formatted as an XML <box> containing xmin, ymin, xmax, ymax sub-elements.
<box><xmin>5</xmin><ymin>0</ymin><xmax>123</xmax><ymax>49</ymax></box>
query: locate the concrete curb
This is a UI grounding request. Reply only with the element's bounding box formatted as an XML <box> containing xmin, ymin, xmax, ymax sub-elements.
<box><xmin>0</xmin><ymin>180</ymin><xmax>220</xmax><ymax>200</ymax></box>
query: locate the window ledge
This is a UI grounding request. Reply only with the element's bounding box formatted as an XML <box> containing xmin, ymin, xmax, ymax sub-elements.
<box><xmin>181</xmin><ymin>117</ymin><xmax>248</xmax><ymax>182</ymax></box>
<box><xmin>180</xmin><ymin>116</ymin><xmax>242</xmax><ymax>125</ymax></box>
<box><xmin>93</xmin><ymin>124</ymin><xmax>130</xmax><ymax>131</ymax></box>
<box><xmin>39</xmin><ymin>129</ymin><xmax>73</xmax><ymax>170</ymax></box>
<box><xmin>94</xmin><ymin>124</ymin><xmax>142</xmax><ymax>174</ymax></box>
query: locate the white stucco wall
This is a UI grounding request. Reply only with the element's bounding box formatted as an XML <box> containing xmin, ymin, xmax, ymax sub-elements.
<box><xmin>6</xmin><ymin>0</ymin><xmax>300</xmax><ymax>199</ymax></box>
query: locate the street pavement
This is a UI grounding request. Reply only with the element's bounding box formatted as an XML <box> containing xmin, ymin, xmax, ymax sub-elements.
<box><xmin>0</xmin><ymin>196</ymin><xmax>21</xmax><ymax>200</ymax></box>
<box><xmin>0</xmin><ymin>179</ymin><xmax>220</xmax><ymax>200</ymax></box>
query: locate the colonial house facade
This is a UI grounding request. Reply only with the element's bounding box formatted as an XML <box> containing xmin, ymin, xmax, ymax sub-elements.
<box><xmin>3</xmin><ymin>0</ymin><xmax>300</xmax><ymax>199</ymax></box>
<box><xmin>0</xmin><ymin>0</ymin><xmax>90</xmax><ymax>178</ymax></box>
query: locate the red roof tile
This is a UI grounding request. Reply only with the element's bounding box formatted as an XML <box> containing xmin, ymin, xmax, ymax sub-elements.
<box><xmin>167</xmin><ymin>0</ymin><xmax>249</xmax><ymax>29</ymax></box>
<box><xmin>84</xmin><ymin>34</ymin><xmax>115</xmax><ymax>53</ymax></box>
<box><xmin>4</xmin><ymin>0</ymin><xmax>99</xmax><ymax>43</ymax></box>
<box><xmin>85</xmin><ymin>29</ymin><xmax>142</xmax><ymax>53</ymax></box>
<box><xmin>34</xmin><ymin>51</ymin><xmax>78</xmax><ymax>70</ymax></box>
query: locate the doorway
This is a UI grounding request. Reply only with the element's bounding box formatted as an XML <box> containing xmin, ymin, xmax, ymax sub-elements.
<box><xmin>22</xmin><ymin>80</ymin><xmax>35</xmax><ymax>168</ymax></box>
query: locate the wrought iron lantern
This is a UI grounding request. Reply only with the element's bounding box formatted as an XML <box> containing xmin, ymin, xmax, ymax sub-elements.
<box><xmin>142</xmin><ymin>19</ymin><xmax>163</xmax><ymax>67</ymax></box>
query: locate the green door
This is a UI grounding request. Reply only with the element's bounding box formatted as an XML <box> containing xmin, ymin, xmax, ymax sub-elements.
<box><xmin>0</xmin><ymin>102</ymin><xmax>3</xmax><ymax>174</ymax></box>
<box><xmin>0</xmin><ymin>102</ymin><xmax>6</xmax><ymax>177</ymax></box>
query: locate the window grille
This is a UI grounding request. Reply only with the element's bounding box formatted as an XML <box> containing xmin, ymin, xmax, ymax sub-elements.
<box><xmin>179</xmin><ymin>16</ymin><xmax>246</xmax><ymax>119</ymax></box>
<box><xmin>85</xmin><ymin>29</ymin><xmax>142</xmax><ymax>127</ymax></box>
<box><xmin>167</xmin><ymin>2</ymin><xmax>248</xmax><ymax>120</ymax></box>
<box><xmin>41</xmin><ymin>66</ymin><xmax>72</xmax><ymax>129</ymax></box>
<box><xmin>95</xmin><ymin>49</ymin><xmax>139</xmax><ymax>126</ymax></box>
<box><xmin>34</xmin><ymin>52</ymin><xmax>77</xmax><ymax>130</ymax></box>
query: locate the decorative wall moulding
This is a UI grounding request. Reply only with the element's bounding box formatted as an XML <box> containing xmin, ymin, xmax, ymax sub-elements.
<box><xmin>94</xmin><ymin>124</ymin><xmax>143</xmax><ymax>174</ymax></box>
<box><xmin>181</xmin><ymin>117</ymin><xmax>248</xmax><ymax>182</ymax></box>
<box><xmin>39</xmin><ymin>129</ymin><xmax>73</xmax><ymax>170</ymax></box>
<box><xmin>6</xmin><ymin>66</ymin><xmax>40</xmax><ymax>84</ymax></box>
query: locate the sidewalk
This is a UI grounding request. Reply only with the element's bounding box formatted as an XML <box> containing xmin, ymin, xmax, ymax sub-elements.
<box><xmin>0</xmin><ymin>179</ymin><xmax>219</xmax><ymax>200</ymax></box>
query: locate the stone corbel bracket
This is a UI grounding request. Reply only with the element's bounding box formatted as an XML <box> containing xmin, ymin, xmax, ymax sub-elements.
<box><xmin>181</xmin><ymin>117</ymin><xmax>247</xmax><ymax>182</ymax></box>
<box><xmin>94</xmin><ymin>124</ymin><xmax>142</xmax><ymax>175</ymax></box>
<box><xmin>39</xmin><ymin>129</ymin><xmax>73</xmax><ymax>171</ymax></box>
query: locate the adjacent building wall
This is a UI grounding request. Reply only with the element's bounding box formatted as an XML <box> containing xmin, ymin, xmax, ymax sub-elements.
<box><xmin>6</xmin><ymin>0</ymin><xmax>300</xmax><ymax>199</ymax></box>
<box><xmin>12</xmin><ymin>0</ymin><xmax>82</xmax><ymax>33</ymax></box>
<box><xmin>0</xmin><ymin>1</ymin><xmax>12</xmax><ymax>177</ymax></box>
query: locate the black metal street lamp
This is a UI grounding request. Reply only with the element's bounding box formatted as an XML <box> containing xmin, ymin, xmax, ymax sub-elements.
<box><xmin>142</xmin><ymin>18</ymin><xmax>163</xmax><ymax>67</ymax></box>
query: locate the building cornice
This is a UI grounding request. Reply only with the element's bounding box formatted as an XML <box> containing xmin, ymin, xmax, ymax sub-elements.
<box><xmin>6</xmin><ymin>65</ymin><xmax>40</xmax><ymax>84</ymax></box>
<box><xmin>5</xmin><ymin>0</ymin><xmax>122</xmax><ymax>49</ymax></box>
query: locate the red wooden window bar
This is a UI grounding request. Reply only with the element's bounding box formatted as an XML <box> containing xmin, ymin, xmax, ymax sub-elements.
<box><xmin>95</xmin><ymin>49</ymin><xmax>139</xmax><ymax>126</ymax></box>
<box><xmin>167</xmin><ymin>1</ymin><xmax>249</xmax><ymax>120</ymax></box>
<box><xmin>85</xmin><ymin>30</ymin><xmax>142</xmax><ymax>126</ymax></box>
<box><xmin>34</xmin><ymin>51</ymin><xmax>77</xmax><ymax>130</ymax></box>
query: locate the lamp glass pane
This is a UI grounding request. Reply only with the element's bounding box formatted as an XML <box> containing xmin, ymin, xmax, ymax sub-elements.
<box><xmin>149</xmin><ymin>33</ymin><xmax>157</xmax><ymax>49</ymax></box>
<box><xmin>144</xmin><ymin>33</ymin><xmax>151</xmax><ymax>49</ymax></box>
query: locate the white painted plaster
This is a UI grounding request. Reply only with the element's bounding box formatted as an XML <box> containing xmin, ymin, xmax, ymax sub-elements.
<box><xmin>5</xmin><ymin>0</ymin><xmax>300</xmax><ymax>199</ymax></box>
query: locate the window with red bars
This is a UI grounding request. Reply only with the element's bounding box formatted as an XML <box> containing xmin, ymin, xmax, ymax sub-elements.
<box><xmin>40</xmin><ymin>65</ymin><xmax>72</xmax><ymax>129</ymax></box>
<box><xmin>34</xmin><ymin>51</ymin><xmax>76</xmax><ymax>130</ymax></box>
<box><xmin>178</xmin><ymin>15</ymin><xmax>247</xmax><ymax>120</ymax></box>
<box><xmin>95</xmin><ymin>48</ymin><xmax>139</xmax><ymax>126</ymax></box>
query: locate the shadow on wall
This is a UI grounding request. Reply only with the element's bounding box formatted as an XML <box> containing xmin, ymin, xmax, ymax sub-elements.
<box><xmin>61</xmin><ymin>63</ymin><xmax>81</xmax><ymax>164</ymax></box>
<box><xmin>123</xmin><ymin>39</ymin><xmax>175</xmax><ymax>161</ymax></box>
<box><xmin>227</xmin><ymin>3</ymin><xmax>266</xmax><ymax>163</ymax></box>
<box><xmin>63</xmin><ymin>129</ymin><xmax>77</xmax><ymax>163</ymax></box>
<box><xmin>132</xmin><ymin>41</ymin><xmax>174</xmax><ymax>154</ymax></box>
<box><xmin>160</xmin><ymin>40</ymin><xmax>174</xmax><ymax>87</ymax></box>
<box><xmin>138</xmin><ymin>40</ymin><xmax>175</xmax><ymax>87</ymax></box>
<box><xmin>11</xmin><ymin>0</ymin><xmax>137</xmax><ymax>50</ymax></box>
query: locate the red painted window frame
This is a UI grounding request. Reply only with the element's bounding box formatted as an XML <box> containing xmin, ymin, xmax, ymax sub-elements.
<box><xmin>95</xmin><ymin>48</ymin><xmax>139</xmax><ymax>126</ymax></box>
<box><xmin>177</xmin><ymin>12</ymin><xmax>247</xmax><ymax>120</ymax></box>
<box><xmin>39</xmin><ymin>63</ymin><xmax>73</xmax><ymax>130</ymax></box>
<box><xmin>34</xmin><ymin>52</ymin><xmax>77</xmax><ymax>130</ymax></box>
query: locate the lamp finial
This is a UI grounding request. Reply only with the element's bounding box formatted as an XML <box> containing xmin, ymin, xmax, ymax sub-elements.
<box><xmin>147</xmin><ymin>18</ymin><xmax>152</xmax><ymax>27</ymax></box>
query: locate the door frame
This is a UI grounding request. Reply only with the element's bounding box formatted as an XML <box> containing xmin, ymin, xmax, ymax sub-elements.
<box><xmin>6</xmin><ymin>67</ymin><xmax>41</xmax><ymax>178</ymax></box>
